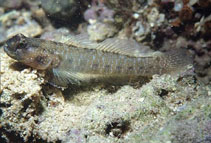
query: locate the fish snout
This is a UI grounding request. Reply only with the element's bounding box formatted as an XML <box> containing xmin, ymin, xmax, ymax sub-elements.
<box><xmin>4</xmin><ymin>34</ymin><xmax>28</xmax><ymax>60</ymax></box>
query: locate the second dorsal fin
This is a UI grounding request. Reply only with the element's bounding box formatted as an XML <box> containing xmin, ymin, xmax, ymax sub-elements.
<box><xmin>64</xmin><ymin>34</ymin><xmax>158</xmax><ymax>58</ymax></box>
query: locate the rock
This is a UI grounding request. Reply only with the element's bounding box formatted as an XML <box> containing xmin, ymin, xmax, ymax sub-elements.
<box><xmin>84</xmin><ymin>2</ymin><xmax>115</xmax><ymax>23</ymax></box>
<box><xmin>147</xmin><ymin>8</ymin><xmax>165</xmax><ymax>27</ymax></box>
<box><xmin>41</xmin><ymin>28</ymin><xmax>71</xmax><ymax>42</ymax></box>
<box><xmin>87</xmin><ymin>22</ymin><xmax>118</xmax><ymax>41</ymax></box>
<box><xmin>132</xmin><ymin>21</ymin><xmax>150</xmax><ymax>41</ymax></box>
<box><xmin>41</xmin><ymin>0</ymin><xmax>79</xmax><ymax>22</ymax></box>
<box><xmin>0</xmin><ymin>0</ymin><xmax>23</xmax><ymax>9</ymax></box>
<box><xmin>0</xmin><ymin>10</ymin><xmax>43</xmax><ymax>43</ymax></box>
<box><xmin>0</xmin><ymin>50</ymin><xmax>45</xmax><ymax>142</ymax></box>
<box><xmin>152</xmin><ymin>96</ymin><xmax>211</xmax><ymax>143</ymax></box>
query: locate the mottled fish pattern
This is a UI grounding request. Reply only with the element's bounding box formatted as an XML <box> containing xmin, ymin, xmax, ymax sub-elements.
<box><xmin>4</xmin><ymin>34</ymin><xmax>193</xmax><ymax>87</ymax></box>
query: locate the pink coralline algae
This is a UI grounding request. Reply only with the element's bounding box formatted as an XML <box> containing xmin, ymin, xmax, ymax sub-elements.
<box><xmin>84</xmin><ymin>1</ymin><xmax>114</xmax><ymax>22</ymax></box>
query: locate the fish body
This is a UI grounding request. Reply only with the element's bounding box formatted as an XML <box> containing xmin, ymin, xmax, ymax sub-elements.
<box><xmin>4</xmin><ymin>34</ymin><xmax>193</xmax><ymax>87</ymax></box>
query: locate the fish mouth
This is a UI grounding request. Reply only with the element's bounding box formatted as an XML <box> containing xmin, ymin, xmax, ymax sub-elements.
<box><xmin>3</xmin><ymin>44</ymin><xmax>22</xmax><ymax>61</ymax></box>
<box><xmin>4</xmin><ymin>44</ymin><xmax>14</xmax><ymax>57</ymax></box>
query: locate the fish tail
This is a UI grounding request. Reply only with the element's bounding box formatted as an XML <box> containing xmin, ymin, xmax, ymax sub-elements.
<box><xmin>163</xmin><ymin>48</ymin><xmax>194</xmax><ymax>74</ymax></box>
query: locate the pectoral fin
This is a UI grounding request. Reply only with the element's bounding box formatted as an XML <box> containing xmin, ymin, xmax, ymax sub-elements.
<box><xmin>47</xmin><ymin>68</ymin><xmax>88</xmax><ymax>88</ymax></box>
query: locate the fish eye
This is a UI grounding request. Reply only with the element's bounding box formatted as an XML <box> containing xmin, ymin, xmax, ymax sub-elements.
<box><xmin>11</xmin><ymin>34</ymin><xmax>27</xmax><ymax>47</ymax></box>
<box><xmin>6</xmin><ymin>34</ymin><xmax>27</xmax><ymax>51</ymax></box>
<box><xmin>17</xmin><ymin>41</ymin><xmax>27</xmax><ymax>49</ymax></box>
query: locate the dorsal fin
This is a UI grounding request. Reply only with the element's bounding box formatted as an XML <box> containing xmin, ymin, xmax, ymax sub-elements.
<box><xmin>93</xmin><ymin>38</ymin><xmax>155</xmax><ymax>57</ymax></box>
<box><xmin>63</xmin><ymin>34</ymin><xmax>91</xmax><ymax>49</ymax></box>
<box><xmin>64</xmin><ymin>34</ymin><xmax>159</xmax><ymax>58</ymax></box>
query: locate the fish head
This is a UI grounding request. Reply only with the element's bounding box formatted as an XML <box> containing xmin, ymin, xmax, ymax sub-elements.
<box><xmin>4</xmin><ymin>34</ymin><xmax>60</xmax><ymax>70</ymax></box>
<box><xmin>4</xmin><ymin>34</ymin><xmax>28</xmax><ymax>60</ymax></box>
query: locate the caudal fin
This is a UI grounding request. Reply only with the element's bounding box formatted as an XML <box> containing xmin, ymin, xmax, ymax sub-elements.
<box><xmin>163</xmin><ymin>48</ymin><xmax>194</xmax><ymax>74</ymax></box>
